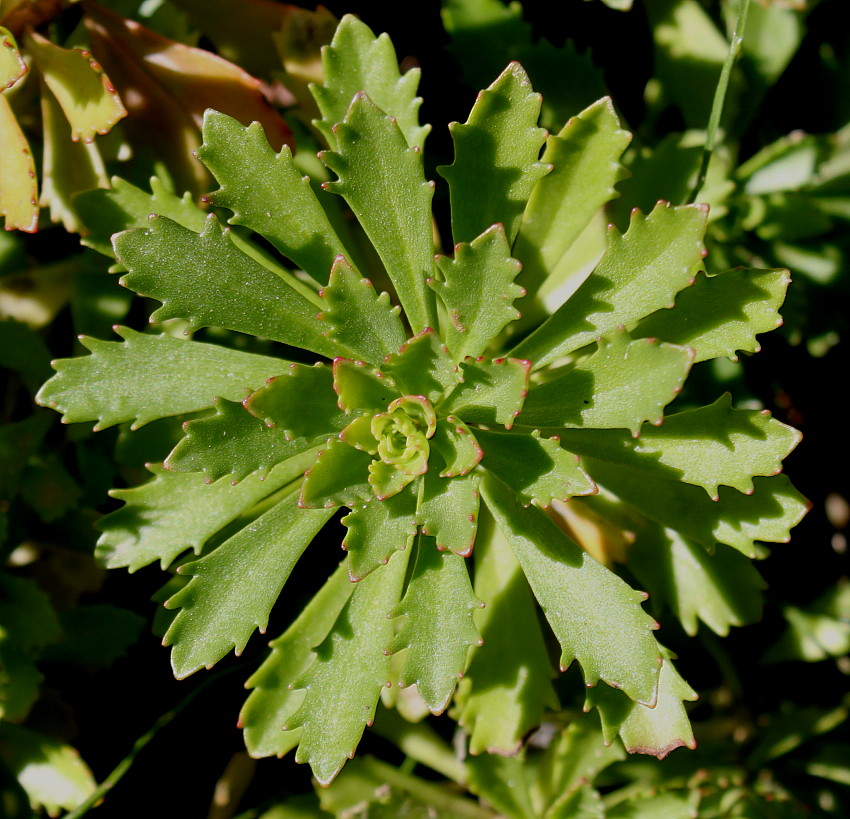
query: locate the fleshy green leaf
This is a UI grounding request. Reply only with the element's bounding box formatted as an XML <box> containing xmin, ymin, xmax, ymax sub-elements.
<box><xmin>38</xmin><ymin>83</ymin><xmax>109</xmax><ymax>233</ymax></box>
<box><xmin>286</xmin><ymin>549</ymin><xmax>410</xmax><ymax>785</ymax></box>
<box><xmin>244</xmin><ymin>362</ymin><xmax>348</xmax><ymax>441</ymax></box>
<box><xmin>464</xmin><ymin>754</ymin><xmax>537</xmax><ymax>819</ymax></box>
<box><xmin>299</xmin><ymin>438</ymin><xmax>373</xmax><ymax>508</ymax></box>
<box><xmin>36</xmin><ymin>327</ymin><xmax>287</xmax><ymax>430</ymax></box>
<box><xmin>164</xmin><ymin>399</ymin><xmax>319</xmax><ymax>483</ymax></box>
<box><xmin>511</xmin><ymin>202</ymin><xmax>708</xmax><ymax>369</ymax></box>
<box><xmin>312</xmin><ymin>14</ymin><xmax>429</xmax><ymax>150</ymax></box>
<box><xmin>432</xmin><ymin>416</ymin><xmax>483</xmax><ymax>477</ymax></box>
<box><xmin>0</xmin><ymin>94</ymin><xmax>38</xmax><ymax>233</ymax></box>
<box><xmin>0</xmin><ymin>27</ymin><xmax>26</xmax><ymax>89</ymax></box>
<box><xmin>368</xmin><ymin>457</ymin><xmax>422</xmax><ymax>501</ymax></box>
<box><xmin>241</xmin><ymin>562</ymin><xmax>355</xmax><ymax>758</ymax></box>
<box><xmin>518</xmin><ymin>331</ymin><xmax>694</xmax><ymax>436</ymax></box>
<box><xmin>97</xmin><ymin>456</ymin><xmax>312</xmax><ymax>571</ymax></box>
<box><xmin>559</xmin><ymin>394</ymin><xmax>801</xmax><ymax>499</ymax></box>
<box><xmin>382</xmin><ymin>328</ymin><xmax>460</xmax><ymax>404</ymax></box>
<box><xmin>318</xmin><ymin>255</ymin><xmax>406</xmax><ymax>365</ymax></box>
<box><xmin>453</xmin><ymin>511</ymin><xmax>558</xmax><ymax>755</ymax></box>
<box><xmin>0</xmin><ymin>724</ymin><xmax>96</xmax><ymax>816</ymax></box>
<box><xmin>441</xmin><ymin>357</ymin><xmax>530</xmax><ymax>429</ymax></box>
<box><xmin>24</xmin><ymin>29</ymin><xmax>126</xmax><ymax>142</ymax></box>
<box><xmin>514</xmin><ymin>97</ymin><xmax>631</xmax><ymax>301</ymax></box>
<box><xmin>587</xmin><ymin>462</ymin><xmax>810</xmax><ymax>559</ymax></box>
<box><xmin>198</xmin><ymin>111</ymin><xmax>348</xmax><ymax>283</ymax></box>
<box><xmin>332</xmin><ymin>358</ymin><xmax>399</xmax><ymax>414</ymax></box>
<box><xmin>634</xmin><ymin>268</ymin><xmax>791</xmax><ymax>362</ymax></box>
<box><xmin>114</xmin><ymin>215</ymin><xmax>347</xmax><ymax>358</ymax></box>
<box><xmin>534</xmin><ymin>721</ymin><xmax>625</xmax><ymax>813</ymax></box>
<box><xmin>164</xmin><ymin>486</ymin><xmax>334</xmax><ymax>678</ymax></box>
<box><xmin>389</xmin><ymin>539</ymin><xmax>482</xmax><ymax>713</ymax></box>
<box><xmin>627</xmin><ymin>521</ymin><xmax>765</xmax><ymax>637</ymax></box>
<box><xmin>432</xmin><ymin>224</ymin><xmax>524</xmax><ymax>361</ymax></box>
<box><xmin>481</xmin><ymin>473</ymin><xmax>662</xmax><ymax>705</ymax></box>
<box><xmin>75</xmin><ymin>175</ymin><xmax>206</xmax><ymax>258</ymax></box>
<box><xmin>476</xmin><ymin>429</ymin><xmax>595</xmax><ymax>507</ymax></box>
<box><xmin>418</xmin><ymin>469</ymin><xmax>481</xmax><ymax>556</ymax></box>
<box><xmin>321</xmin><ymin>92</ymin><xmax>437</xmax><ymax>334</ymax></box>
<box><xmin>341</xmin><ymin>484</ymin><xmax>419</xmax><ymax>580</ymax></box>
<box><xmin>586</xmin><ymin>650</ymin><xmax>698</xmax><ymax>759</ymax></box>
<box><xmin>438</xmin><ymin>61</ymin><xmax>548</xmax><ymax>245</ymax></box>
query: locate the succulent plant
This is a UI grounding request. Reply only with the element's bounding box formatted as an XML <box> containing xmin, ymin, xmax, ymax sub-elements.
<box><xmin>36</xmin><ymin>14</ymin><xmax>806</xmax><ymax>786</ymax></box>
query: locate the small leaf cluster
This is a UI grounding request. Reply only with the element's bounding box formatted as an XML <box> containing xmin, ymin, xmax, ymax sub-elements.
<box><xmin>37</xmin><ymin>13</ymin><xmax>806</xmax><ymax>786</ymax></box>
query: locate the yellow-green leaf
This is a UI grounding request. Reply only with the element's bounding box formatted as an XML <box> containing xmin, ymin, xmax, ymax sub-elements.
<box><xmin>25</xmin><ymin>29</ymin><xmax>126</xmax><ymax>143</ymax></box>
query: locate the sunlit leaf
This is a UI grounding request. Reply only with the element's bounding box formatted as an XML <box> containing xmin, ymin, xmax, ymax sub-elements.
<box><xmin>341</xmin><ymin>484</ymin><xmax>418</xmax><ymax>580</ymax></box>
<box><xmin>418</xmin><ymin>469</ymin><xmax>481</xmax><ymax>556</ymax></box>
<box><xmin>97</xmin><ymin>456</ymin><xmax>316</xmax><ymax>572</ymax></box>
<box><xmin>389</xmin><ymin>540</ymin><xmax>482</xmax><ymax>713</ymax></box>
<box><xmin>299</xmin><ymin>438</ymin><xmax>373</xmax><ymax>509</ymax></box>
<box><xmin>588</xmin><ymin>463</ymin><xmax>809</xmax><ymax>559</ymax></box>
<box><xmin>244</xmin><ymin>362</ymin><xmax>348</xmax><ymax>441</ymax></box>
<box><xmin>439</xmin><ymin>61</ymin><xmax>548</xmax><ymax>245</ymax></box>
<box><xmin>75</xmin><ymin>175</ymin><xmax>206</xmax><ymax>257</ymax></box>
<box><xmin>453</xmin><ymin>511</ymin><xmax>558</xmax><ymax>755</ymax></box>
<box><xmin>0</xmin><ymin>94</ymin><xmax>38</xmax><ymax>232</ymax></box>
<box><xmin>511</xmin><ymin>202</ymin><xmax>708</xmax><ymax>369</ymax></box>
<box><xmin>312</xmin><ymin>14</ymin><xmax>429</xmax><ymax>150</ymax></box>
<box><xmin>332</xmin><ymin>358</ymin><xmax>398</xmax><ymax>414</ymax></box>
<box><xmin>0</xmin><ymin>26</ymin><xmax>26</xmax><ymax>89</ymax></box>
<box><xmin>25</xmin><ymin>28</ymin><xmax>126</xmax><ymax>142</ymax></box>
<box><xmin>558</xmin><ymin>394</ymin><xmax>801</xmax><ymax>499</ymax></box>
<box><xmin>519</xmin><ymin>331</ymin><xmax>694</xmax><ymax>436</ymax></box>
<box><xmin>431</xmin><ymin>416</ymin><xmax>483</xmax><ymax>477</ymax></box>
<box><xmin>241</xmin><ymin>562</ymin><xmax>354</xmax><ymax>758</ymax></box>
<box><xmin>441</xmin><ymin>357</ymin><xmax>530</xmax><ymax>429</ymax></box>
<box><xmin>322</xmin><ymin>92</ymin><xmax>437</xmax><ymax>333</ymax></box>
<box><xmin>198</xmin><ymin>111</ymin><xmax>347</xmax><ymax>284</ymax></box>
<box><xmin>165</xmin><ymin>399</ymin><xmax>319</xmax><ymax>483</ymax></box>
<box><xmin>114</xmin><ymin>215</ymin><xmax>346</xmax><ymax>358</ymax></box>
<box><xmin>382</xmin><ymin>328</ymin><xmax>460</xmax><ymax>404</ymax></box>
<box><xmin>164</xmin><ymin>486</ymin><xmax>334</xmax><ymax>678</ymax></box>
<box><xmin>587</xmin><ymin>649</ymin><xmax>698</xmax><ymax>759</ymax></box>
<box><xmin>36</xmin><ymin>327</ymin><xmax>286</xmax><ymax>431</ymax></box>
<box><xmin>319</xmin><ymin>255</ymin><xmax>406</xmax><ymax>365</ymax></box>
<box><xmin>514</xmin><ymin>97</ymin><xmax>630</xmax><ymax>302</ymax></box>
<box><xmin>286</xmin><ymin>550</ymin><xmax>410</xmax><ymax>785</ymax></box>
<box><xmin>634</xmin><ymin>268</ymin><xmax>791</xmax><ymax>362</ymax></box>
<box><xmin>481</xmin><ymin>474</ymin><xmax>662</xmax><ymax>705</ymax></box>
<box><xmin>0</xmin><ymin>724</ymin><xmax>96</xmax><ymax>816</ymax></box>
<box><xmin>432</xmin><ymin>224</ymin><xmax>524</xmax><ymax>361</ymax></box>
<box><xmin>476</xmin><ymin>429</ymin><xmax>595</xmax><ymax>507</ymax></box>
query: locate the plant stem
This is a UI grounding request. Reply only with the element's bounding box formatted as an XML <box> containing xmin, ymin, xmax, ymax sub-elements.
<box><xmin>688</xmin><ymin>0</ymin><xmax>752</xmax><ymax>204</ymax></box>
<box><xmin>62</xmin><ymin>666</ymin><xmax>241</xmax><ymax>819</ymax></box>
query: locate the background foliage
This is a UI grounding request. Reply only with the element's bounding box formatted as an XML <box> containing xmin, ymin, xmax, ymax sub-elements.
<box><xmin>1</xmin><ymin>0</ymin><xmax>848</xmax><ymax>816</ymax></box>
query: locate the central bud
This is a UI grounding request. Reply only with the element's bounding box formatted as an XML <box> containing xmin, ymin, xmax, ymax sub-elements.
<box><xmin>371</xmin><ymin>395</ymin><xmax>436</xmax><ymax>476</ymax></box>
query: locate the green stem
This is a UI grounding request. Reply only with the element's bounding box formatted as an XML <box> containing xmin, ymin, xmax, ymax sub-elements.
<box><xmin>62</xmin><ymin>666</ymin><xmax>241</xmax><ymax>819</ymax></box>
<box><xmin>688</xmin><ymin>0</ymin><xmax>752</xmax><ymax>204</ymax></box>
